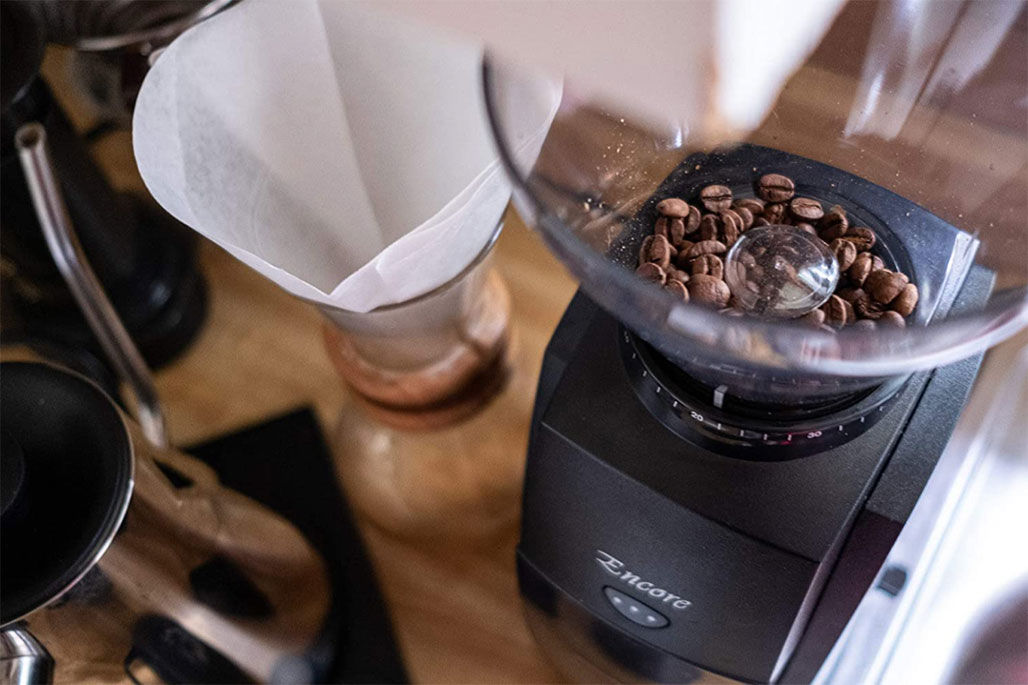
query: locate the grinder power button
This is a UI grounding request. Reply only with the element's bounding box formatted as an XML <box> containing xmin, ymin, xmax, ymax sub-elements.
<box><xmin>603</xmin><ymin>587</ymin><xmax>669</xmax><ymax>628</ymax></box>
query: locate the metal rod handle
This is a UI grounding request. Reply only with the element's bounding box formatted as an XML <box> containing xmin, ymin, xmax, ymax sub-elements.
<box><xmin>15</xmin><ymin>122</ymin><xmax>169</xmax><ymax>448</ymax></box>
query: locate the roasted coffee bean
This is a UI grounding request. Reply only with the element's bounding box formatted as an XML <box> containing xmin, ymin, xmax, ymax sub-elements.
<box><xmin>853</xmin><ymin>319</ymin><xmax>877</xmax><ymax>331</ymax></box>
<box><xmin>871</xmin><ymin>255</ymin><xmax>885</xmax><ymax>271</ymax></box>
<box><xmin>654</xmin><ymin>216</ymin><xmax>669</xmax><ymax>240</ymax></box>
<box><xmin>688</xmin><ymin>274</ymin><xmax>731</xmax><ymax>308</ymax></box>
<box><xmin>837</xmin><ymin>288</ymin><xmax>870</xmax><ymax>310</ymax></box>
<box><xmin>721</xmin><ymin>210</ymin><xmax>742</xmax><ymax>246</ymax></box>
<box><xmin>891</xmin><ymin>283</ymin><xmax>918</xmax><ymax>316</ymax></box>
<box><xmin>802</xmin><ymin>309</ymin><xmax>826</xmax><ymax>327</ymax></box>
<box><xmin>684</xmin><ymin>204</ymin><xmax>702</xmax><ymax>233</ymax></box>
<box><xmin>752</xmin><ymin>217</ymin><xmax>770</xmax><ymax>228</ymax></box>
<box><xmin>699</xmin><ymin>184</ymin><xmax>733</xmax><ymax>213</ymax></box>
<box><xmin>819</xmin><ymin>206</ymin><xmax>848</xmax><ymax>240</ymax></box>
<box><xmin>668</xmin><ymin>269</ymin><xmax>690</xmax><ymax>284</ymax></box>
<box><xmin>735</xmin><ymin>197</ymin><xmax>766</xmax><ymax>215</ymax></box>
<box><xmin>664</xmin><ymin>279</ymin><xmax>689</xmax><ymax>301</ymax></box>
<box><xmin>699</xmin><ymin>214</ymin><xmax>720</xmax><ymax>241</ymax></box>
<box><xmin>734</xmin><ymin>206</ymin><xmax>754</xmax><ymax>230</ymax></box>
<box><xmin>669</xmin><ymin>217</ymin><xmax>687</xmax><ymax>246</ymax></box>
<box><xmin>879</xmin><ymin>310</ymin><xmax>906</xmax><ymax>328</ymax></box>
<box><xmin>763</xmin><ymin>202</ymin><xmax>787</xmax><ymax>224</ymax></box>
<box><xmin>848</xmin><ymin>253</ymin><xmax>873</xmax><ymax>287</ymax></box>
<box><xmin>829</xmin><ymin>238</ymin><xmax>857</xmax><ymax>271</ymax></box>
<box><xmin>866</xmin><ymin>269</ymin><xmax>908</xmax><ymax>304</ymax></box>
<box><xmin>639</xmin><ymin>236</ymin><xmax>654</xmax><ymax>264</ymax></box>
<box><xmin>757</xmin><ymin>173</ymin><xmax>795</xmax><ymax>202</ymax></box>
<box><xmin>635</xmin><ymin>262</ymin><xmax>666</xmax><ymax>284</ymax></box>
<box><xmin>841</xmin><ymin>227</ymin><xmax>876</xmax><ymax>251</ymax></box>
<box><xmin>796</xmin><ymin>222</ymin><xmax>818</xmax><ymax>236</ymax></box>
<box><xmin>790</xmin><ymin>197</ymin><xmax>824</xmax><ymax>221</ymax></box>
<box><xmin>656</xmin><ymin>197</ymin><xmax>690</xmax><ymax>218</ymax></box>
<box><xmin>642</xmin><ymin>234</ymin><xmax>673</xmax><ymax>269</ymax></box>
<box><xmin>674</xmin><ymin>241</ymin><xmax>696</xmax><ymax>267</ymax></box>
<box><xmin>684</xmin><ymin>240</ymin><xmax>728</xmax><ymax>259</ymax></box>
<box><xmin>691</xmin><ymin>254</ymin><xmax>724</xmax><ymax>279</ymax></box>
<box><xmin>721</xmin><ymin>208</ymin><xmax>742</xmax><ymax>232</ymax></box>
<box><xmin>855</xmin><ymin>298</ymin><xmax>885</xmax><ymax>320</ymax></box>
<box><xmin>822</xmin><ymin>294</ymin><xmax>853</xmax><ymax>329</ymax></box>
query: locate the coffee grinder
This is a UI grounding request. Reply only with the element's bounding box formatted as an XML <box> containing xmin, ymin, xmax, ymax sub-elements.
<box><xmin>481</xmin><ymin>4</ymin><xmax>1028</xmax><ymax>681</ymax></box>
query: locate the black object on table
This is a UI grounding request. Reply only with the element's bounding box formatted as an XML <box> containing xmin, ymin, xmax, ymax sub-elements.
<box><xmin>188</xmin><ymin>408</ymin><xmax>408</xmax><ymax>684</ymax></box>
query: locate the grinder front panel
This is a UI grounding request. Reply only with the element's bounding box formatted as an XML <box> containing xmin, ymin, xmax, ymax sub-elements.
<box><xmin>521</xmin><ymin>424</ymin><xmax>818</xmax><ymax>682</ymax></box>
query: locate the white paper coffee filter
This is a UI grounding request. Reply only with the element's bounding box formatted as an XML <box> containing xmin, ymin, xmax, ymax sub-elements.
<box><xmin>133</xmin><ymin>0</ymin><xmax>560</xmax><ymax>312</ymax></box>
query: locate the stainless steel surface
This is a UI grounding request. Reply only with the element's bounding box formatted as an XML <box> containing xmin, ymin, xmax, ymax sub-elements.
<box><xmin>815</xmin><ymin>333</ymin><xmax>1028</xmax><ymax>684</ymax></box>
<box><xmin>15</xmin><ymin>122</ymin><xmax>168</xmax><ymax>448</ymax></box>
<box><xmin>0</xmin><ymin>630</ymin><xmax>53</xmax><ymax>685</ymax></box>
<box><xmin>0</xmin><ymin>362</ymin><xmax>330</xmax><ymax>683</ymax></box>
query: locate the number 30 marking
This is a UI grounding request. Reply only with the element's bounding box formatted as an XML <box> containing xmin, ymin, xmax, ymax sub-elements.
<box><xmin>807</xmin><ymin>430</ymin><xmax>823</xmax><ymax>439</ymax></box>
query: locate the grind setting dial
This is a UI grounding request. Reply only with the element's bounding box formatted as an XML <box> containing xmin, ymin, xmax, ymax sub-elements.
<box><xmin>620</xmin><ymin>328</ymin><xmax>906</xmax><ymax>460</ymax></box>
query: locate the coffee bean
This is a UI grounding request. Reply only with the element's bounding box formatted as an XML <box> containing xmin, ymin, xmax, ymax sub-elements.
<box><xmin>664</xmin><ymin>279</ymin><xmax>689</xmax><ymax>301</ymax></box>
<box><xmin>691</xmin><ymin>254</ymin><xmax>724</xmax><ymax>279</ymax></box>
<box><xmin>753</xmin><ymin>217</ymin><xmax>770</xmax><ymax>227</ymax></box>
<box><xmin>790</xmin><ymin>197</ymin><xmax>824</xmax><ymax>221</ymax></box>
<box><xmin>757</xmin><ymin>173</ymin><xmax>795</xmax><ymax>202</ymax></box>
<box><xmin>700</xmin><ymin>185</ymin><xmax>733</xmax><ymax>213</ymax></box>
<box><xmin>721</xmin><ymin>208</ymin><xmax>742</xmax><ymax>232</ymax></box>
<box><xmin>668</xmin><ymin>269</ymin><xmax>690</xmax><ymax>284</ymax></box>
<box><xmin>853</xmin><ymin>319</ymin><xmax>877</xmax><ymax>331</ymax></box>
<box><xmin>688</xmin><ymin>274</ymin><xmax>731</xmax><ymax>308</ymax></box>
<box><xmin>836</xmin><ymin>287</ymin><xmax>868</xmax><ymax>305</ymax></box>
<box><xmin>822</xmin><ymin>294</ymin><xmax>853</xmax><ymax>329</ymax></box>
<box><xmin>866</xmin><ymin>269</ymin><xmax>908</xmax><ymax>304</ymax></box>
<box><xmin>734</xmin><ymin>206</ymin><xmax>754</xmax><ymax>230</ymax></box>
<box><xmin>764</xmin><ymin>202</ymin><xmax>787</xmax><ymax>224</ymax></box>
<box><xmin>735</xmin><ymin>197</ymin><xmax>766</xmax><ymax>215</ymax></box>
<box><xmin>796</xmin><ymin>222</ymin><xmax>818</xmax><ymax>236</ymax></box>
<box><xmin>819</xmin><ymin>206</ymin><xmax>848</xmax><ymax>240</ymax></box>
<box><xmin>871</xmin><ymin>255</ymin><xmax>885</xmax><ymax>271</ymax></box>
<box><xmin>802</xmin><ymin>309</ymin><xmax>826</xmax><ymax>327</ymax></box>
<box><xmin>684</xmin><ymin>240</ymin><xmax>728</xmax><ymax>259</ymax></box>
<box><xmin>643</xmin><ymin>234</ymin><xmax>673</xmax><ymax>269</ymax></box>
<box><xmin>635</xmin><ymin>262</ymin><xmax>666</xmax><ymax>284</ymax></box>
<box><xmin>684</xmin><ymin>204</ymin><xmax>701</xmax><ymax>233</ymax></box>
<box><xmin>841</xmin><ymin>227</ymin><xmax>876</xmax><ymax>251</ymax></box>
<box><xmin>653</xmin><ymin>216</ymin><xmax>668</xmax><ymax>239</ymax></box>
<box><xmin>879</xmin><ymin>310</ymin><xmax>906</xmax><ymax>328</ymax></box>
<box><xmin>639</xmin><ymin>236</ymin><xmax>654</xmax><ymax>265</ymax></box>
<box><xmin>699</xmin><ymin>214</ymin><xmax>720</xmax><ymax>241</ymax></box>
<box><xmin>720</xmin><ymin>210</ymin><xmax>742</xmax><ymax>246</ymax></box>
<box><xmin>669</xmin><ymin>217</ymin><xmax>687</xmax><ymax>246</ymax></box>
<box><xmin>891</xmin><ymin>283</ymin><xmax>918</xmax><ymax>316</ymax></box>
<box><xmin>848</xmin><ymin>253</ymin><xmax>873</xmax><ymax>287</ymax></box>
<box><xmin>855</xmin><ymin>298</ymin><xmax>885</xmax><ymax>320</ymax></box>
<box><xmin>830</xmin><ymin>238</ymin><xmax>857</xmax><ymax>271</ymax></box>
<box><xmin>656</xmin><ymin>197</ymin><xmax>690</xmax><ymax>218</ymax></box>
<box><xmin>674</xmin><ymin>242</ymin><xmax>697</xmax><ymax>267</ymax></box>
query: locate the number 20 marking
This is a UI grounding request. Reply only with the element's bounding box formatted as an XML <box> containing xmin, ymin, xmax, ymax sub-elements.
<box><xmin>690</xmin><ymin>411</ymin><xmax>703</xmax><ymax>422</ymax></box>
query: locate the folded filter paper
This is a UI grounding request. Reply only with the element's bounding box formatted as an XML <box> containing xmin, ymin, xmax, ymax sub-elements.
<box><xmin>133</xmin><ymin>0</ymin><xmax>559</xmax><ymax>312</ymax></box>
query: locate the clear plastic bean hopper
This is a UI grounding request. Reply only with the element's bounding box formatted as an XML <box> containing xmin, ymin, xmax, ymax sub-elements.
<box><xmin>479</xmin><ymin>2</ymin><xmax>1028</xmax><ymax>682</ymax></box>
